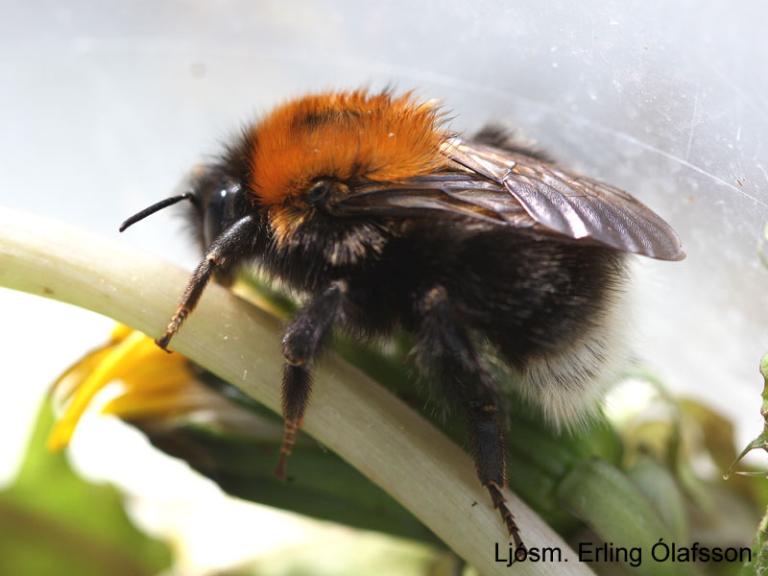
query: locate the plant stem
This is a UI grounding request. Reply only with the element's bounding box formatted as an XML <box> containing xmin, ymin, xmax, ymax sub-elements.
<box><xmin>0</xmin><ymin>207</ymin><xmax>595</xmax><ymax>576</ymax></box>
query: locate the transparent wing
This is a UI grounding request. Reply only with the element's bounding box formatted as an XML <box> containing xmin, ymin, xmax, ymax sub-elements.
<box><xmin>331</xmin><ymin>173</ymin><xmax>546</xmax><ymax>231</ymax></box>
<box><xmin>442</xmin><ymin>137</ymin><xmax>685</xmax><ymax>260</ymax></box>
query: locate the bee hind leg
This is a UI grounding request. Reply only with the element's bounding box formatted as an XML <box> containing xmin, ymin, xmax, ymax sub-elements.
<box><xmin>276</xmin><ymin>280</ymin><xmax>347</xmax><ymax>479</ymax></box>
<box><xmin>414</xmin><ymin>286</ymin><xmax>525</xmax><ymax>552</ymax></box>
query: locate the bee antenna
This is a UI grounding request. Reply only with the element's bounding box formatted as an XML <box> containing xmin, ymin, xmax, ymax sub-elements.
<box><xmin>119</xmin><ymin>193</ymin><xmax>196</xmax><ymax>232</ymax></box>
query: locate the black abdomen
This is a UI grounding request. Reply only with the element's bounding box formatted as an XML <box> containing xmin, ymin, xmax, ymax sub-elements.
<box><xmin>345</xmin><ymin>221</ymin><xmax>626</xmax><ymax>369</ymax></box>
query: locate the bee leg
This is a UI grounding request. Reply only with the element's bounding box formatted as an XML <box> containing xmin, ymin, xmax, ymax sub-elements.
<box><xmin>276</xmin><ymin>363</ymin><xmax>311</xmax><ymax>480</ymax></box>
<box><xmin>415</xmin><ymin>286</ymin><xmax>525</xmax><ymax>552</ymax></box>
<box><xmin>155</xmin><ymin>215</ymin><xmax>257</xmax><ymax>350</ymax></box>
<box><xmin>275</xmin><ymin>280</ymin><xmax>347</xmax><ymax>480</ymax></box>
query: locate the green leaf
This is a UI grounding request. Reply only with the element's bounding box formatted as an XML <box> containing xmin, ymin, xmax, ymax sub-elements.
<box><xmin>138</xmin><ymin>417</ymin><xmax>441</xmax><ymax>547</ymax></box>
<box><xmin>557</xmin><ymin>459</ymin><xmax>699</xmax><ymax>576</ymax></box>
<box><xmin>0</xmin><ymin>400</ymin><xmax>172</xmax><ymax>576</ymax></box>
<box><xmin>626</xmin><ymin>456</ymin><xmax>689</xmax><ymax>543</ymax></box>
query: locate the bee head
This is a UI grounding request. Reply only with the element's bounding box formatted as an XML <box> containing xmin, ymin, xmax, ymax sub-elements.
<box><xmin>120</xmin><ymin>161</ymin><xmax>266</xmax><ymax>294</ymax></box>
<box><xmin>179</xmin><ymin>163</ymin><xmax>257</xmax><ymax>253</ymax></box>
<box><xmin>119</xmin><ymin>90</ymin><xmax>449</xmax><ymax>280</ymax></box>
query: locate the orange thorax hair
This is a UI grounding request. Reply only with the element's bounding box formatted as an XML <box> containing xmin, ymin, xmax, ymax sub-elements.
<box><xmin>248</xmin><ymin>91</ymin><xmax>449</xmax><ymax>206</ymax></box>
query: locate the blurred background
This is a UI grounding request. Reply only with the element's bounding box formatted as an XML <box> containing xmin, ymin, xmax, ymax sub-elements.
<box><xmin>1</xmin><ymin>0</ymin><xmax>767</xmax><ymax>573</ymax></box>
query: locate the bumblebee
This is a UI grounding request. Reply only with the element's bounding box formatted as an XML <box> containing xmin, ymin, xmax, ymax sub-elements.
<box><xmin>121</xmin><ymin>90</ymin><xmax>684</xmax><ymax>549</ymax></box>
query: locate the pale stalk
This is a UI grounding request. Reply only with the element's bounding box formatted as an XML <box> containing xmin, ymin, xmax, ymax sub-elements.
<box><xmin>0</xmin><ymin>207</ymin><xmax>594</xmax><ymax>576</ymax></box>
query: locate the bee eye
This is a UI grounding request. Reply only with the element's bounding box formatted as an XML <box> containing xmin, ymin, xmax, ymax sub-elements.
<box><xmin>203</xmin><ymin>181</ymin><xmax>246</xmax><ymax>245</ymax></box>
<box><xmin>307</xmin><ymin>180</ymin><xmax>333</xmax><ymax>206</ymax></box>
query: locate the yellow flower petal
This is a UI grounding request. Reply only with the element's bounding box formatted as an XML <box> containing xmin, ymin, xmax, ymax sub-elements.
<box><xmin>49</xmin><ymin>329</ymin><xmax>155</xmax><ymax>451</ymax></box>
<box><xmin>102</xmin><ymin>389</ymin><xmax>194</xmax><ymax>421</ymax></box>
<box><xmin>50</xmin><ymin>345</ymin><xmax>114</xmax><ymax>404</ymax></box>
<box><xmin>109</xmin><ymin>324</ymin><xmax>135</xmax><ymax>341</ymax></box>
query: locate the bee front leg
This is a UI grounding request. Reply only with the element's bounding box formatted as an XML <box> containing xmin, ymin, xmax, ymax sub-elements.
<box><xmin>275</xmin><ymin>280</ymin><xmax>347</xmax><ymax>479</ymax></box>
<box><xmin>415</xmin><ymin>286</ymin><xmax>525</xmax><ymax>552</ymax></box>
<box><xmin>155</xmin><ymin>215</ymin><xmax>258</xmax><ymax>350</ymax></box>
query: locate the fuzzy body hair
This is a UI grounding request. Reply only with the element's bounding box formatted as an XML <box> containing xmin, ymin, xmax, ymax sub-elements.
<box><xmin>124</xmin><ymin>88</ymin><xmax>682</xmax><ymax>548</ymax></box>
<box><xmin>248</xmin><ymin>90</ymin><xmax>448</xmax><ymax>206</ymax></box>
<box><xmin>180</xmin><ymin>95</ymin><xmax>632</xmax><ymax>427</ymax></box>
<box><xmin>513</xmin><ymin>286</ymin><xmax>629</xmax><ymax>428</ymax></box>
